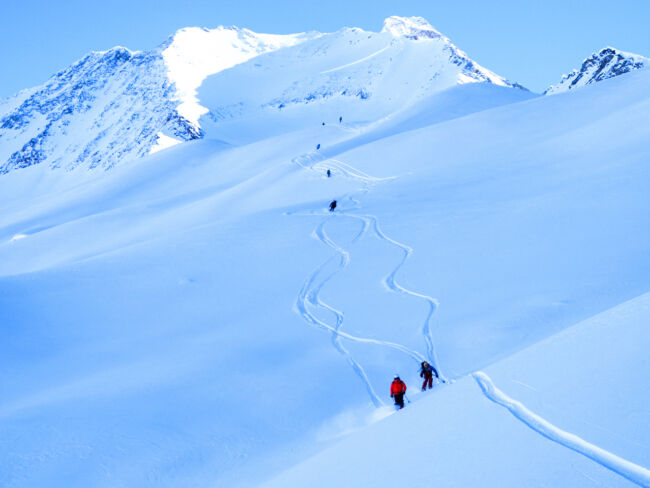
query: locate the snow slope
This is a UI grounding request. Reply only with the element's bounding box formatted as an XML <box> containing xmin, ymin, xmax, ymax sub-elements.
<box><xmin>262</xmin><ymin>292</ymin><xmax>650</xmax><ymax>488</ymax></box>
<box><xmin>0</xmin><ymin>36</ymin><xmax>649</xmax><ymax>488</ymax></box>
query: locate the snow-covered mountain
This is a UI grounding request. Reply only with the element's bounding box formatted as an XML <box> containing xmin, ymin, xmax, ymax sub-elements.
<box><xmin>1</xmin><ymin>15</ymin><xmax>649</xmax><ymax>488</ymax></box>
<box><xmin>0</xmin><ymin>46</ymin><xmax>201</xmax><ymax>174</ymax></box>
<box><xmin>0</xmin><ymin>16</ymin><xmax>521</xmax><ymax>174</ymax></box>
<box><xmin>545</xmin><ymin>46</ymin><xmax>649</xmax><ymax>94</ymax></box>
<box><xmin>0</xmin><ymin>27</ymin><xmax>311</xmax><ymax>174</ymax></box>
<box><xmin>198</xmin><ymin>16</ymin><xmax>525</xmax><ymax>144</ymax></box>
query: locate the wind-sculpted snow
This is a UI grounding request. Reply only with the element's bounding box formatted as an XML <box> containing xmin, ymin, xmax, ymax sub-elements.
<box><xmin>473</xmin><ymin>372</ymin><xmax>650</xmax><ymax>487</ymax></box>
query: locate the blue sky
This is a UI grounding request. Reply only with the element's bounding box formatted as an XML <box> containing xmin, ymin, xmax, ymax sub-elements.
<box><xmin>1</xmin><ymin>0</ymin><xmax>649</xmax><ymax>97</ymax></box>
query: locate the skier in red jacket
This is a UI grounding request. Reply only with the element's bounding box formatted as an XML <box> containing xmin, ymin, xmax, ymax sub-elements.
<box><xmin>390</xmin><ymin>375</ymin><xmax>407</xmax><ymax>409</ymax></box>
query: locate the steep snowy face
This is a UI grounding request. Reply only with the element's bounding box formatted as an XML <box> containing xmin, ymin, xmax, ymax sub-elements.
<box><xmin>382</xmin><ymin>16</ymin><xmax>512</xmax><ymax>87</ymax></box>
<box><xmin>0</xmin><ymin>47</ymin><xmax>203</xmax><ymax>174</ymax></box>
<box><xmin>199</xmin><ymin>16</ymin><xmax>522</xmax><ymax>143</ymax></box>
<box><xmin>0</xmin><ymin>28</ymin><xmax>309</xmax><ymax>174</ymax></box>
<box><xmin>545</xmin><ymin>47</ymin><xmax>649</xmax><ymax>94</ymax></box>
<box><xmin>161</xmin><ymin>26</ymin><xmax>314</xmax><ymax>126</ymax></box>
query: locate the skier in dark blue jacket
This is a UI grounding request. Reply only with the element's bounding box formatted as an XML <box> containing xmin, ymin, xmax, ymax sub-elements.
<box><xmin>420</xmin><ymin>361</ymin><xmax>439</xmax><ymax>390</ymax></box>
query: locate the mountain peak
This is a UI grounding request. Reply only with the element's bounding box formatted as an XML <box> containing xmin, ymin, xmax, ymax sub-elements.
<box><xmin>546</xmin><ymin>46</ymin><xmax>648</xmax><ymax>95</ymax></box>
<box><xmin>381</xmin><ymin>16</ymin><xmax>443</xmax><ymax>40</ymax></box>
<box><xmin>0</xmin><ymin>17</ymin><xmax>520</xmax><ymax>175</ymax></box>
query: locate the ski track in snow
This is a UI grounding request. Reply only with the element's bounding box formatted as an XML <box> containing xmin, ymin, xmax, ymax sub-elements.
<box><xmin>296</xmin><ymin>214</ymin><xmax>384</xmax><ymax>407</ymax></box>
<box><xmin>473</xmin><ymin>372</ymin><xmax>650</xmax><ymax>488</ymax></box>
<box><xmin>320</xmin><ymin>45</ymin><xmax>391</xmax><ymax>75</ymax></box>
<box><xmin>291</xmin><ymin>149</ymin><xmax>446</xmax><ymax>405</ymax></box>
<box><xmin>364</xmin><ymin>214</ymin><xmax>446</xmax><ymax>382</ymax></box>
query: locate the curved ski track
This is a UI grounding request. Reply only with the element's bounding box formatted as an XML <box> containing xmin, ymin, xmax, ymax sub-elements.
<box><xmin>474</xmin><ymin>372</ymin><xmax>650</xmax><ymax>487</ymax></box>
<box><xmin>291</xmin><ymin>149</ymin><xmax>446</xmax><ymax>405</ymax></box>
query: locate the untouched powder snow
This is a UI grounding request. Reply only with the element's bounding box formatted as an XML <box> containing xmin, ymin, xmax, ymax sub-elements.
<box><xmin>0</xmin><ymin>33</ymin><xmax>649</xmax><ymax>488</ymax></box>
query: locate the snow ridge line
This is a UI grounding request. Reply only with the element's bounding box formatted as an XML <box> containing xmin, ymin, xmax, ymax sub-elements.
<box><xmin>473</xmin><ymin>372</ymin><xmax>650</xmax><ymax>488</ymax></box>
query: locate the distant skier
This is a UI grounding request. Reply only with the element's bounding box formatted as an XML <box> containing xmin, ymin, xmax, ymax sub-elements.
<box><xmin>322</xmin><ymin>122</ymin><xmax>325</xmax><ymax>126</ymax></box>
<box><xmin>327</xmin><ymin>169</ymin><xmax>331</xmax><ymax>178</ymax></box>
<box><xmin>390</xmin><ymin>375</ymin><xmax>407</xmax><ymax>409</ymax></box>
<box><xmin>316</xmin><ymin>143</ymin><xmax>321</xmax><ymax>150</ymax></box>
<box><xmin>339</xmin><ymin>116</ymin><xmax>343</xmax><ymax>123</ymax></box>
<box><xmin>420</xmin><ymin>361</ymin><xmax>439</xmax><ymax>391</ymax></box>
<box><xmin>329</xmin><ymin>200</ymin><xmax>337</xmax><ymax>212</ymax></box>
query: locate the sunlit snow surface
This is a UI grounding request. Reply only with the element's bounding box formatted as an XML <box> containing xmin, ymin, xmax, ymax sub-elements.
<box><xmin>149</xmin><ymin>132</ymin><xmax>183</xmax><ymax>154</ymax></box>
<box><xmin>161</xmin><ymin>26</ymin><xmax>314</xmax><ymax>125</ymax></box>
<box><xmin>0</xmin><ymin>31</ymin><xmax>649</xmax><ymax>488</ymax></box>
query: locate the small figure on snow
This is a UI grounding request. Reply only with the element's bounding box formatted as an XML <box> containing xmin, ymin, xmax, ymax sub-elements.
<box><xmin>391</xmin><ymin>375</ymin><xmax>407</xmax><ymax>409</ymax></box>
<box><xmin>420</xmin><ymin>361</ymin><xmax>439</xmax><ymax>391</ymax></box>
<box><xmin>322</xmin><ymin>122</ymin><xmax>326</xmax><ymax>126</ymax></box>
<box><xmin>327</xmin><ymin>169</ymin><xmax>331</xmax><ymax>178</ymax></box>
<box><xmin>316</xmin><ymin>143</ymin><xmax>321</xmax><ymax>150</ymax></box>
<box><xmin>329</xmin><ymin>200</ymin><xmax>337</xmax><ymax>212</ymax></box>
<box><xmin>339</xmin><ymin>116</ymin><xmax>343</xmax><ymax>123</ymax></box>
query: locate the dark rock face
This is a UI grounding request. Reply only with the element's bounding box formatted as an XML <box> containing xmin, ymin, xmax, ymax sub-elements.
<box><xmin>546</xmin><ymin>47</ymin><xmax>648</xmax><ymax>95</ymax></box>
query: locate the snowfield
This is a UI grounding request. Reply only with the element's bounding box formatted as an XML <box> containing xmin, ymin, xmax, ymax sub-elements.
<box><xmin>262</xmin><ymin>292</ymin><xmax>650</xmax><ymax>488</ymax></box>
<box><xmin>0</xmin><ymin>16</ymin><xmax>649</xmax><ymax>488</ymax></box>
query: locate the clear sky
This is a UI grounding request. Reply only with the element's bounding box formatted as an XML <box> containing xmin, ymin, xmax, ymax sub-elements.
<box><xmin>2</xmin><ymin>0</ymin><xmax>649</xmax><ymax>97</ymax></box>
